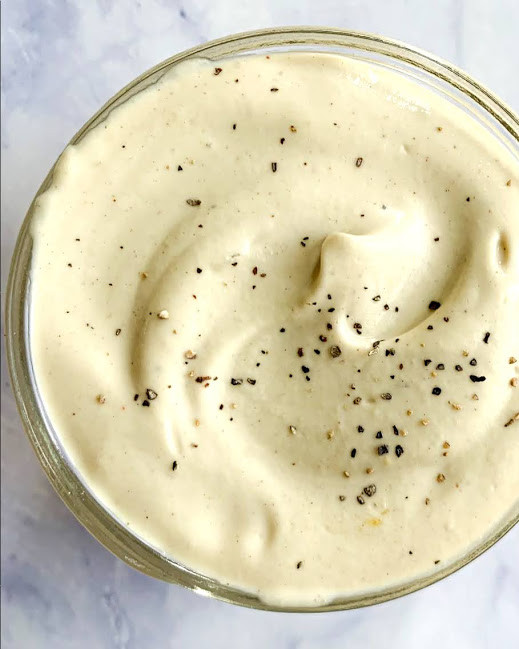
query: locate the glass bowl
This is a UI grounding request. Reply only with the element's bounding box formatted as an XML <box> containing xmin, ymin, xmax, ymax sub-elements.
<box><xmin>5</xmin><ymin>27</ymin><xmax>519</xmax><ymax>612</ymax></box>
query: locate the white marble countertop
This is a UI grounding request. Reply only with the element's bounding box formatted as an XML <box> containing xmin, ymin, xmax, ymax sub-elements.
<box><xmin>2</xmin><ymin>2</ymin><xmax>518</xmax><ymax>647</ymax></box>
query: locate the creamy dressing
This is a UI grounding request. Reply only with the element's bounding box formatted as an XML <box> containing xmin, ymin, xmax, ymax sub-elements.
<box><xmin>30</xmin><ymin>53</ymin><xmax>519</xmax><ymax>606</ymax></box>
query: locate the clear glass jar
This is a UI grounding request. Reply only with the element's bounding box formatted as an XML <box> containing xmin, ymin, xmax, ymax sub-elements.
<box><xmin>5</xmin><ymin>27</ymin><xmax>519</xmax><ymax>612</ymax></box>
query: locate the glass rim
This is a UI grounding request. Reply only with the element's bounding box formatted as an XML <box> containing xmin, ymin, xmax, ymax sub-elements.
<box><xmin>5</xmin><ymin>26</ymin><xmax>519</xmax><ymax>613</ymax></box>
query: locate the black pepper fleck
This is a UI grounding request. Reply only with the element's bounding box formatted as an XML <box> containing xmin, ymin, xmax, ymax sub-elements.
<box><xmin>329</xmin><ymin>345</ymin><xmax>342</xmax><ymax>358</ymax></box>
<box><xmin>363</xmin><ymin>484</ymin><xmax>376</xmax><ymax>497</ymax></box>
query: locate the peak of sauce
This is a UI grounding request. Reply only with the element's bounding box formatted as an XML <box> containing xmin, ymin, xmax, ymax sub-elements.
<box><xmin>30</xmin><ymin>52</ymin><xmax>519</xmax><ymax>606</ymax></box>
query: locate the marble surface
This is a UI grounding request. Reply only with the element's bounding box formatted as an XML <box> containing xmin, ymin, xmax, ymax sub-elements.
<box><xmin>2</xmin><ymin>1</ymin><xmax>518</xmax><ymax>647</ymax></box>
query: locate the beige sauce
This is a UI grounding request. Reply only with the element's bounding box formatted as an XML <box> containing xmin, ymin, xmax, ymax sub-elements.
<box><xmin>30</xmin><ymin>53</ymin><xmax>519</xmax><ymax>606</ymax></box>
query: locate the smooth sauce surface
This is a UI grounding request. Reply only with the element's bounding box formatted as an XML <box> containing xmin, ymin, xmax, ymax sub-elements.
<box><xmin>31</xmin><ymin>53</ymin><xmax>519</xmax><ymax>606</ymax></box>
